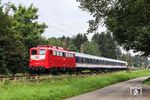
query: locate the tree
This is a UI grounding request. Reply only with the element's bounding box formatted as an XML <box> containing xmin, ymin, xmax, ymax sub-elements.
<box><xmin>82</xmin><ymin>41</ymin><xmax>101</xmax><ymax>56</ymax></box>
<box><xmin>47</xmin><ymin>37</ymin><xmax>63</xmax><ymax>46</ymax></box>
<box><xmin>10</xmin><ymin>4</ymin><xmax>47</xmax><ymax>49</ymax></box>
<box><xmin>72</xmin><ymin>33</ymin><xmax>88</xmax><ymax>52</ymax></box>
<box><xmin>77</xmin><ymin>0</ymin><xmax>150</xmax><ymax>56</ymax></box>
<box><xmin>0</xmin><ymin>2</ymin><xmax>48</xmax><ymax>74</ymax></box>
<box><xmin>10</xmin><ymin>4</ymin><xmax>47</xmax><ymax>72</ymax></box>
<box><xmin>92</xmin><ymin>32</ymin><xmax>117</xmax><ymax>59</ymax></box>
<box><xmin>0</xmin><ymin>2</ymin><xmax>26</xmax><ymax>74</ymax></box>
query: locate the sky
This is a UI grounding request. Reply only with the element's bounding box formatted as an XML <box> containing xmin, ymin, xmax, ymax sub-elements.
<box><xmin>2</xmin><ymin>0</ymin><xmax>143</xmax><ymax>56</ymax></box>
<box><xmin>2</xmin><ymin>0</ymin><xmax>106</xmax><ymax>39</ymax></box>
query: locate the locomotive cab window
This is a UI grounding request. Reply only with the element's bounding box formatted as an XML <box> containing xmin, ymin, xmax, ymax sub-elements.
<box><xmin>31</xmin><ymin>49</ymin><xmax>37</xmax><ymax>55</ymax></box>
<box><xmin>39</xmin><ymin>49</ymin><xmax>46</xmax><ymax>55</ymax></box>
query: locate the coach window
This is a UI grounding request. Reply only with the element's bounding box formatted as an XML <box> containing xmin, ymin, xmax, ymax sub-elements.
<box><xmin>86</xmin><ymin>58</ymin><xmax>89</xmax><ymax>63</ymax></box>
<box><xmin>92</xmin><ymin>59</ymin><xmax>94</xmax><ymax>64</ymax></box>
<box><xmin>31</xmin><ymin>49</ymin><xmax>37</xmax><ymax>55</ymax></box>
<box><xmin>88</xmin><ymin>58</ymin><xmax>90</xmax><ymax>63</ymax></box>
<box><xmin>99</xmin><ymin>60</ymin><xmax>101</xmax><ymax>64</ymax></box>
<box><xmin>78</xmin><ymin>57</ymin><xmax>81</xmax><ymax>63</ymax></box>
<box><xmin>93</xmin><ymin>59</ymin><xmax>95</xmax><ymax>63</ymax></box>
<box><xmin>120</xmin><ymin>63</ymin><xmax>121</xmax><ymax>66</ymax></box>
<box><xmin>96</xmin><ymin>59</ymin><xmax>98</xmax><ymax>64</ymax></box>
<box><xmin>110</xmin><ymin>61</ymin><xmax>112</xmax><ymax>65</ymax></box>
<box><xmin>80</xmin><ymin>57</ymin><xmax>83</xmax><ymax>63</ymax></box>
<box><xmin>82</xmin><ymin>58</ymin><xmax>85</xmax><ymax>63</ymax></box>
<box><xmin>89</xmin><ymin>59</ymin><xmax>91</xmax><ymax>64</ymax></box>
<box><xmin>84</xmin><ymin>58</ymin><xmax>87</xmax><ymax>63</ymax></box>
<box><xmin>102</xmin><ymin>60</ymin><xmax>104</xmax><ymax>64</ymax></box>
<box><xmin>106</xmin><ymin>61</ymin><xmax>108</xmax><ymax>65</ymax></box>
<box><xmin>114</xmin><ymin>62</ymin><xmax>115</xmax><ymax>65</ymax></box>
<box><xmin>116</xmin><ymin>62</ymin><xmax>118</xmax><ymax>65</ymax></box>
<box><xmin>91</xmin><ymin>59</ymin><xmax>93</xmax><ymax>64</ymax></box>
<box><xmin>98</xmin><ymin>60</ymin><xmax>100</xmax><ymax>64</ymax></box>
<box><xmin>105</xmin><ymin>61</ymin><xmax>107</xmax><ymax>64</ymax></box>
<box><xmin>103</xmin><ymin>61</ymin><xmax>105</xmax><ymax>65</ymax></box>
<box><xmin>86</xmin><ymin>58</ymin><xmax>88</xmax><ymax>63</ymax></box>
<box><xmin>113</xmin><ymin>62</ymin><xmax>115</xmax><ymax>65</ymax></box>
<box><xmin>113</xmin><ymin>62</ymin><xmax>114</xmax><ymax>65</ymax></box>
<box><xmin>96</xmin><ymin>60</ymin><xmax>98</xmax><ymax>64</ymax></box>
<box><xmin>76</xmin><ymin>57</ymin><xmax>79</xmax><ymax>62</ymax></box>
<box><xmin>78</xmin><ymin>57</ymin><xmax>80</xmax><ymax>62</ymax></box>
<box><xmin>101</xmin><ymin>60</ymin><xmax>103</xmax><ymax>64</ymax></box>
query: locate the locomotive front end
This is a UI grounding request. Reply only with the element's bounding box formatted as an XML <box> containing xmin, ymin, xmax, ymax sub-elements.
<box><xmin>29</xmin><ymin>47</ymin><xmax>47</xmax><ymax>72</ymax></box>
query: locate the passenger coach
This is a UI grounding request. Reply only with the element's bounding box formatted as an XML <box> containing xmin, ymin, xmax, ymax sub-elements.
<box><xmin>75</xmin><ymin>53</ymin><xmax>127</xmax><ymax>72</ymax></box>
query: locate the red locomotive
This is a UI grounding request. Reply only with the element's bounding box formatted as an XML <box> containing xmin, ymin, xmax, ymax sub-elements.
<box><xmin>29</xmin><ymin>45</ymin><xmax>75</xmax><ymax>73</ymax></box>
<box><xmin>29</xmin><ymin>45</ymin><xmax>127</xmax><ymax>73</ymax></box>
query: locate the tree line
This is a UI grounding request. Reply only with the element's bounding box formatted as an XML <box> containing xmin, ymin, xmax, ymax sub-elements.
<box><xmin>0</xmin><ymin>1</ymin><xmax>149</xmax><ymax>74</ymax></box>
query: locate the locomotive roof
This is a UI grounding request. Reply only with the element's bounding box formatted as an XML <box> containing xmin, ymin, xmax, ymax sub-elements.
<box><xmin>75</xmin><ymin>52</ymin><xmax>127</xmax><ymax>64</ymax></box>
<box><xmin>31</xmin><ymin>45</ymin><xmax>74</xmax><ymax>53</ymax></box>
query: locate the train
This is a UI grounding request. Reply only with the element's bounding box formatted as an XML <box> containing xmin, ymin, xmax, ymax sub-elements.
<box><xmin>28</xmin><ymin>45</ymin><xmax>128</xmax><ymax>74</ymax></box>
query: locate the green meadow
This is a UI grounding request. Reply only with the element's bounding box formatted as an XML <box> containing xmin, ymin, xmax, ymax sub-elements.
<box><xmin>0</xmin><ymin>70</ymin><xmax>150</xmax><ymax>100</ymax></box>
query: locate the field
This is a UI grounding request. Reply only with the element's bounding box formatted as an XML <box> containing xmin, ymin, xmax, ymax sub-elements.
<box><xmin>0</xmin><ymin>70</ymin><xmax>150</xmax><ymax>100</ymax></box>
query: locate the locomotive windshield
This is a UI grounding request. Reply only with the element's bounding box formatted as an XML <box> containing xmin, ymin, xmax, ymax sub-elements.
<box><xmin>31</xmin><ymin>50</ymin><xmax>37</xmax><ymax>55</ymax></box>
<box><xmin>39</xmin><ymin>49</ymin><xmax>46</xmax><ymax>55</ymax></box>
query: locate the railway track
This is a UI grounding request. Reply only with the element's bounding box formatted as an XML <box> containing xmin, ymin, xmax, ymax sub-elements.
<box><xmin>0</xmin><ymin>72</ymin><xmax>95</xmax><ymax>82</ymax></box>
<box><xmin>0</xmin><ymin>68</ymin><xmax>139</xmax><ymax>82</ymax></box>
<box><xmin>0</xmin><ymin>74</ymin><xmax>49</xmax><ymax>82</ymax></box>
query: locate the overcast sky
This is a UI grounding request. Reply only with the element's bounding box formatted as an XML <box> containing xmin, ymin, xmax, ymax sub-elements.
<box><xmin>3</xmin><ymin>0</ymin><xmax>106</xmax><ymax>39</ymax></box>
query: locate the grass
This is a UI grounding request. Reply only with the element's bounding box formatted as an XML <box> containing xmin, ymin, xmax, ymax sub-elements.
<box><xmin>143</xmin><ymin>77</ymin><xmax>150</xmax><ymax>85</ymax></box>
<box><xmin>0</xmin><ymin>70</ymin><xmax>150</xmax><ymax>100</ymax></box>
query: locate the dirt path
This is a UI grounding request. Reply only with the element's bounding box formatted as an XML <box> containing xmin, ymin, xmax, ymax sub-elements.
<box><xmin>67</xmin><ymin>76</ymin><xmax>150</xmax><ymax>100</ymax></box>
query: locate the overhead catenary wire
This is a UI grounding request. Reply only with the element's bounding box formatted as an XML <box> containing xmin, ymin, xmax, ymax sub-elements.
<box><xmin>38</xmin><ymin>11</ymin><xmax>72</xmax><ymax>34</ymax></box>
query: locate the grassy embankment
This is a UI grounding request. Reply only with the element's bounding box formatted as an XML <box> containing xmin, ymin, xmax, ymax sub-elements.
<box><xmin>0</xmin><ymin>70</ymin><xmax>150</xmax><ymax>100</ymax></box>
<box><xmin>143</xmin><ymin>76</ymin><xmax>150</xmax><ymax>85</ymax></box>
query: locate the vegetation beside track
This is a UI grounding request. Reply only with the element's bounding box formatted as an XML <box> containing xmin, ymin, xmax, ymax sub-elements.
<box><xmin>0</xmin><ymin>70</ymin><xmax>150</xmax><ymax>100</ymax></box>
<box><xmin>143</xmin><ymin>76</ymin><xmax>150</xmax><ymax>85</ymax></box>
